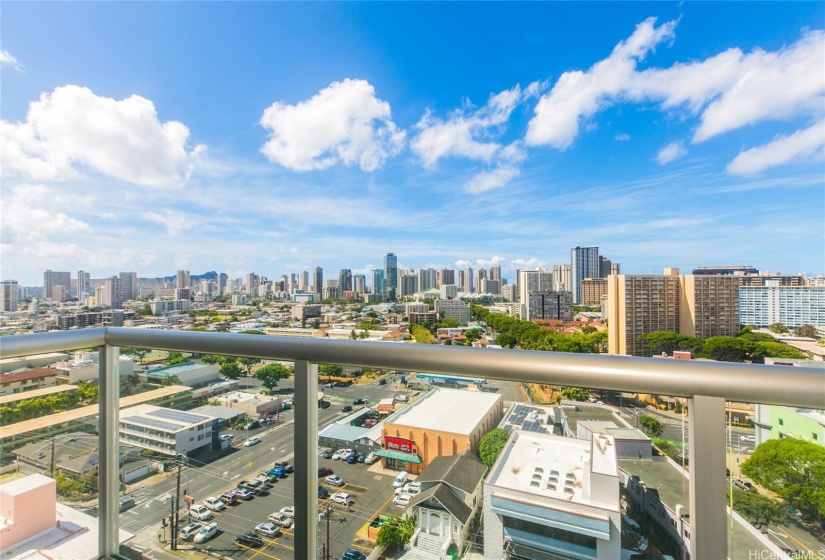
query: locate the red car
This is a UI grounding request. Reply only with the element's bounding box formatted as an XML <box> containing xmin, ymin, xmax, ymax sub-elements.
<box><xmin>318</xmin><ymin>467</ymin><xmax>334</xmax><ymax>477</ymax></box>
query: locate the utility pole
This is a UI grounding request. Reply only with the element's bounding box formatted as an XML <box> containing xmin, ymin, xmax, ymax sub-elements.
<box><xmin>50</xmin><ymin>437</ymin><xmax>56</xmax><ymax>477</ymax></box>
<box><xmin>171</xmin><ymin>460</ymin><xmax>182</xmax><ymax>550</ymax></box>
<box><xmin>326</xmin><ymin>505</ymin><xmax>331</xmax><ymax>560</ymax></box>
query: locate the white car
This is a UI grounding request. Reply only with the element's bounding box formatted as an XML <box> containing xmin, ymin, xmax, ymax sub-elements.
<box><xmin>331</xmin><ymin>491</ymin><xmax>351</xmax><ymax>505</ymax></box>
<box><xmin>393</xmin><ymin>493</ymin><xmax>412</xmax><ymax>507</ymax></box>
<box><xmin>332</xmin><ymin>450</ymin><xmax>345</xmax><ymax>460</ymax></box>
<box><xmin>204</xmin><ymin>496</ymin><xmax>226</xmax><ymax>511</ymax></box>
<box><xmin>193</xmin><ymin>522</ymin><xmax>220</xmax><ymax>544</ymax></box>
<box><xmin>395</xmin><ymin>482</ymin><xmax>411</xmax><ymax>495</ymax></box>
<box><xmin>244</xmin><ymin>436</ymin><xmax>262</xmax><ymax>447</ymax></box>
<box><xmin>407</xmin><ymin>482</ymin><xmax>421</xmax><ymax>495</ymax></box>
<box><xmin>395</xmin><ymin>395</ymin><xmax>409</xmax><ymax>403</ymax></box>
<box><xmin>325</xmin><ymin>474</ymin><xmax>344</xmax><ymax>486</ymax></box>
<box><xmin>254</xmin><ymin>522</ymin><xmax>281</xmax><ymax>538</ymax></box>
<box><xmin>364</xmin><ymin>452</ymin><xmax>378</xmax><ymax>465</ymax></box>
<box><xmin>268</xmin><ymin>512</ymin><xmax>293</xmax><ymax>529</ymax></box>
<box><xmin>189</xmin><ymin>505</ymin><xmax>213</xmax><ymax>521</ymax></box>
<box><xmin>739</xmin><ymin>435</ymin><xmax>756</xmax><ymax>443</ymax></box>
<box><xmin>279</xmin><ymin>505</ymin><xmax>295</xmax><ymax>518</ymax></box>
<box><xmin>179</xmin><ymin>522</ymin><xmax>202</xmax><ymax>540</ymax></box>
<box><xmin>218</xmin><ymin>434</ymin><xmax>234</xmax><ymax>442</ymax></box>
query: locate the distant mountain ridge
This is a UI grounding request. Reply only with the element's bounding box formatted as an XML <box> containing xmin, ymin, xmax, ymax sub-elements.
<box><xmin>89</xmin><ymin>271</ymin><xmax>218</xmax><ymax>288</ymax></box>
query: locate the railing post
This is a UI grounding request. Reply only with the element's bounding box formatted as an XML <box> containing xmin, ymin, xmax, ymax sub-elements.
<box><xmin>688</xmin><ymin>395</ymin><xmax>726</xmax><ymax>559</ymax></box>
<box><xmin>98</xmin><ymin>344</ymin><xmax>120</xmax><ymax>559</ymax></box>
<box><xmin>293</xmin><ymin>359</ymin><xmax>318</xmax><ymax>560</ymax></box>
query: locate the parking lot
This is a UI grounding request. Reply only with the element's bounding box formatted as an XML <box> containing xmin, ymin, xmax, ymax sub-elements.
<box><xmin>182</xmin><ymin>449</ymin><xmax>401</xmax><ymax>559</ymax></box>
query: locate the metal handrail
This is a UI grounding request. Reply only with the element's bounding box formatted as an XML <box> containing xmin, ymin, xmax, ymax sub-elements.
<box><xmin>1</xmin><ymin>328</ymin><xmax>823</xmax><ymax>560</ymax></box>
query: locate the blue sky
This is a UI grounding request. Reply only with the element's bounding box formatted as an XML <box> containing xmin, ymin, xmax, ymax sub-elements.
<box><xmin>2</xmin><ymin>2</ymin><xmax>823</xmax><ymax>286</ymax></box>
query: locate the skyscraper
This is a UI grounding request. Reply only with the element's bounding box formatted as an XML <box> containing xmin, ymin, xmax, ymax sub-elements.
<box><xmin>438</xmin><ymin>268</ymin><xmax>455</xmax><ymax>287</ymax></box>
<box><xmin>464</xmin><ymin>267</ymin><xmax>474</xmax><ymax>293</ymax></box>
<box><xmin>553</xmin><ymin>264</ymin><xmax>572</xmax><ymax>292</ymax></box>
<box><xmin>313</xmin><ymin>267</ymin><xmax>324</xmax><ymax>294</ymax></box>
<box><xmin>119</xmin><ymin>271</ymin><xmax>138</xmax><ymax>301</ymax></box>
<box><xmin>102</xmin><ymin>276</ymin><xmax>123</xmax><ymax>309</ymax></box>
<box><xmin>518</xmin><ymin>270</ymin><xmax>554</xmax><ymax>304</ymax></box>
<box><xmin>401</xmin><ymin>273</ymin><xmax>418</xmax><ymax>298</ymax></box>
<box><xmin>77</xmin><ymin>270</ymin><xmax>90</xmax><ymax>299</ymax></box>
<box><xmin>44</xmin><ymin>270</ymin><xmax>71</xmax><ymax>302</ymax></box>
<box><xmin>418</xmin><ymin>268</ymin><xmax>437</xmax><ymax>292</ymax></box>
<box><xmin>384</xmin><ymin>253</ymin><xmax>398</xmax><ymax>301</ymax></box>
<box><xmin>490</xmin><ymin>265</ymin><xmax>502</xmax><ymax>282</ymax></box>
<box><xmin>218</xmin><ymin>273</ymin><xmax>228</xmax><ymax>295</ymax></box>
<box><xmin>371</xmin><ymin>269</ymin><xmax>384</xmax><ymax>296</ymax></box>
<box><xmin>353</xmin><ymin>274</ymin><xmax>366</xmax><ymax>294</ymax></box>
<box><xmin>1</xmin><ymin>280</ymin><xmax>19</xmax><ymax>312</ymax></box>
<box><xmin>570</xmin><ymin>246</ymin><xmax>600</xmax><ymax>304</ymax></box>
<box><xmin>339</xmin><ymin>269</ymin><xmax>352</xmax><ymax>294</ymax></box>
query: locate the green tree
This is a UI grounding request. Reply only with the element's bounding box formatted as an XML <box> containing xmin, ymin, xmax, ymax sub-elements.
<box><xmin>464</xmin><ymin>328</ymin><xmax>484</xmax><ymax>344</ymax></box>
<box><xmin>319</xmin><ymin>364</ymin><xmax>343</xmax><ymax>379</ymax></box>
<box><xmin>639</xmin><ymin>414</ymin><xmax>664</xmax><ymax>438</ymax></box>
<box><xmin>728</xmin><ymin>487</ymin><xmax>786</xmax><ymax>526</ymax></box>
<box><xmin>240</xmin><ymin>329</ymin><xmax>266</xmax><ymax>335</ymax></box>
<box><xmin>700</xmin><ymin>336</ymin><xmax>753</xmax><ymax>362</ymax></box>
<box><xmin>376</xmin><ymin>516</ymin><xmax>416</xmax><ymax>551</ymax></box>
<box><xmin>254</xmin><ymin>364</ymin><xmax>291</xmax><ymax>391</ymax></box>
<box><xmin>239</xmin><ymin>357</ymin><xmax>261</xmax><ymax>376</ymax></box>
<box><xmin>161</xmin><ymin>375</ymin><xmax>181</xmax><ymax>387</ymax></box>
<box><xmin>559</xmin><ymin>387</ymin><xmax>589</xmax><ymax>401</ymax></box>
<box><xmin>750</xmin><ymin>342</ymin><xmax>808</xmax><ymax>362</ymax></box>
<box><xmin>201</xmin><ymin>354</ymin><xmax>228</xmax><ymax>365</ymax></box>
<box><xmin>793</xmin><ymin>325</ymin><xmax>818</xmax><ymax>338</ymax></box>
<box><xmin>411</xmin><ymin>324</ymin><xmax>436</xmax><ymax>344</ymax></box>
<box><xmin>120</xmin><ymin>347</ymin><xmax>150</xmax><ymax>364</ymax></box>
<box><xmin>55</xmin><ymin>473</ymin><xmax>89</xmax><ymax>497</ymax></box>
<box><xmin>219</xmin><ymin>360</ymin><xmax>243</xmax><ymax>380</ymax></box>
<box><xmin>769</xmin><ymin>323</ymin><xmax>790</xmax><ymax>334</ymax></box>
<box><xmin>166</xmin><ymin>351</ymin><xmax>188</xmax><ymax>365</ymax></box>
<box><xmin>643</xmin><ymin>331</ymin><xmax>703</xmax><ymax>355</ymax></box>
<box><xmin>742</xmin><ymin>438</ymin><xmax>825</xmax><ymax>519</ymax></box>
<box><xmin>76</xmin><ymin>381</ymin><xmax>99</xmax><ymax>404</ymax></box>
<box><xmin>478</xmin><ymin>428</ymin><xmax>509</xmax><ymax>468</ymax></box>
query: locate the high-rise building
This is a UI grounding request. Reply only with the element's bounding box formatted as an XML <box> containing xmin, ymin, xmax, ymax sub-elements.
<box><xmin>611</xmin><ymin>262</ymin><xmax>621</xmax><ymax>275</ymax></box>
<box><xmin>692</xmin><ymin>265</ymin><xmax>759</xmax><ymax>276</ymax></box>
<box><xmin>372</xmin><ymin>269</ymin><xmax>384</xmax><ymax>296</ymax></box>
<box><xmin>339</xmin><ymin>269</ymin><xmax>352</xmax><ymax>293</ymax></box>
<box><xmin>353</xmin><ymin>274</ymin><xmax>366</xmax><ymax>294</ymax></box>
<box><xmin>119</xmin><ymin>271</ymin><xmax>138</xmax><ymax>301</ymax></box>
<box><xmin>464</xmin><ymin>267</ymin><xmax>474</xmax><ymax>293</ymax></box>
<box><xmin>553</xmin><ymin>264</ymin><xmax>572</xmax><ymax>292</ymax></box>
<box><xmin>570</xmin><ymin>246</ymin><xmax>600</xmax><ymax>304</ymax></box>
<box><xmin>418</xmin><ymin>268</ymin><xmax>437</xmax><ymax>292</ymax></box>
<box><xmin>218</xmin><ymin>273</ymin><xmax>228</xmax><ymax>295</ymax></box>
<box><xmin>680</xmin><ymin>275</ymin><xmax>740</xmax><ymax>339</ymax></box>
<box><xmin>384</xmin><ymin>253</ymin><xmax>398</xmax><ymax>301</ymax></box>
<box><xmin>401</xmin><ymin>274</ymin><xmax>418</xmax><ymax>298</ymax></box>
<box><xmin>518</xmin><ymin>270</ymin><xmax>554</xmax><ymax>305</ymax></box>
<box><xmin>599</xmin><ymin>256</ymin><xmax>612</xmax><ymax>278</ymax></box>
<box><xmin>177</xmin><ymin>270</ymin><xmax>191</xmax><ymax>290</ymax></box>
<box><xmin>100</xmin><ymin>276</ymin><xmax>123</xmax><ymax>309</ymax></box>
<box><xmin>490</xmin><ymin>265</ymin><xmax>501</xmax><ymax>282</ymax></box>
<box><xmin>480</xmin><ymin>279</ymin><xmax>501</xmax><ymax>295</ymax></box>
<box><xmin>739</xmin><ymin>285</ymin><xmax>825</xmax><ymax>328</ymax></box>
<box><xmin>580</xmin><ymin>278</ymin><xmax>607</xmax><ymax>306</ymax></box>
<box><xmin>245</xmin><ymin>272</ymin><xmax>257</xmax><ymax>294</ymax></box>
<box><xmin>44</xmin><ymin>270</ymin><xmax>71</xmax><ymax>302</ymax></box>
<box><xmin>501</xmin><ymin>283</ymin><xmax>518</xmax><ymax>302</ymax></box>
<box><xmin>298</xmin><ymin>271</ymin><xmax>309</xmax><ymax>291</ymax></box>
<box><xmin>313</xmin><ymin>267</ymin><xmax>324</xmax><ymax>293</ymax></box>
<box><xmin>526</xmin><ymin>291</ymin><xmax>574</xmax><ymax>321</ymax></box>
<box><xmin>2</xmin><ymin>280</ymin><xmax>19</xmax><ymax>312</ymax></box>
<box><xmin>77</xmin><ymin>270</ymin><xmax>90</xmax><ymax>299</ymax></box>
<box><xmin>438</xmin><ymin>268</ymin><xmax>455</xmax><ymax>287</ymax></box>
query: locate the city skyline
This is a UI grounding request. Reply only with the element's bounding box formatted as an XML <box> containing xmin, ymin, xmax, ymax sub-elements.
<box><xmin>2</xmin><ymin>3</ymin><xmax>824</xmax><ymax>286</ymax></box>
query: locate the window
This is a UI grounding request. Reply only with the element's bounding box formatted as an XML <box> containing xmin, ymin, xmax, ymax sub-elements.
<box><xmin>779</xmin><ymin>418</ymin><xmax>784</xmax><ymax>426</ymax></box>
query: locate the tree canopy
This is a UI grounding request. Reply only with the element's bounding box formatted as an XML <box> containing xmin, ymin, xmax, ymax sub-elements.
<box><xmin>319</xmin><ymin>364</ymin><xmax>343</xmax><ymax>378</ymax></box>
<box><xmin>728</xmin><ymin>487</ymin><xmax>786</xmax><ymax>526</ymax></box>
<box><xmin>478</xmin><ymin>428</ymin><xmax>510</xmax><ymax>468</ymax></box>
<box><xmin>742</xmin><ymin>438</ymin><xmax>825</xmax><ymax>519</ymax></box>
<box><xmin>376</xmin><ymin>516</ymin><xmax>416</xmax><ymax>550</ymax></box>
<box><xmin>793</xmin><ymin>324</ymin><xmax>818</xmax><ymax>338</ymax></box>
<box><xmin>166</xmin><ymin>351</ymin><xmax>188</xmax><ymax>365</ymax></box>
<box><xmin>219</xmin><ymin>360</ymin><xmax>243</xmax><ymax>380</ymax></box>
<box><xmin>411</xmin><ymin>324</ymin><xmax>436</xmax><ymax>344</ymax></box>
<box><xmin>254</xmin><ymin>364</ymin><xmax>291</xmax><ymax>391</ymax></box>
<box><xmin>239</xmin><ymin>357</ymin><xmax>261</xmax><ymax>375</ymax></box>
<box><xmin>559</xmin><ymin>387</ymin><xmax>589</xmax><ymax>401</ymax></box>
<box><xmin>638</xmin><ymin>414</ymin><xmax>664</xmax><ymax>437</ymax></box>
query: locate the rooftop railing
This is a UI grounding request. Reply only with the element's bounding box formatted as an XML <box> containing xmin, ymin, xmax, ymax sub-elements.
<box><xmin>1</xmin><ymin>327</ymin><xmax>823</xmax><ymax>559</ymax></box>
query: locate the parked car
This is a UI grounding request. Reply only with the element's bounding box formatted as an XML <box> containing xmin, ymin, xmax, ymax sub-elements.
<box><xmin>392</xmin><ymin>471</ymin><xmax>409</xmax><ymax>488</ymax></box>
<box><xmin>342</xmin><ymin>405</ymin><xmax>353</xmax><ymax>413</ymax></box>
<box><xmin>357</xmin><ymin>453</ymin><xmax>366</xmax><ymax>463</ymax></box>
<box><xmin>189</xmin><ymin>505</ymin><xmax>213</xmax><ymax>521</ymax></box>
<box><xmin>244</xmin><ymin>436</ymin><xmax>262</xmax><ymax>447</ymax></box>
<box><xmin>318</xmin><ymin>467</ymin><xmax>334</xmax><ymax>477</ymax></box>
<box><xmin>318</xmin><ymin>486</ymin><xmax>330</xmax><ymax>498</ymax></box>
<box><xmin>204</xmin><ymin>496</ymin><xmax>226</xmax><ymax>511</ymax></box>
<box><xmin>395</xmin><ymin>395</ymin><xmax>409</xmax><ymax>403</ymax></box>
<box><xmin>274</xmin><ymin>461</ymin><xmax>294</xmax><ymax>473</ymax></box>
<box><xmin>193</xmin><ymin>522</ymin><xmax>220</xmax><ymax>544</ymax></box>
<box><xmin>179</xmin><ymin>522</ymin><xmax>202</xmax><ymax>540</ymax></box>
<box><xmin>364</xmin><ymin>452</ymin><xmax>378</xmax><ymax>465</ymax></box>
<box><xmin>407</xmin><ymin>481</ymin><xmax>421</xmax><ymax>495</ymax></box>
<box><xmin>325</xmin><ymin>474</ymin><xmax>344</xmax><ymax>486</ymax></box>
<box><xmin>254</xmin><ymin>522</ymin><xmax>281</xmax><ymax>538</ymax></box>
<box><xmin>268</xmin><ymin>512</ymin><xmax>293</xmax><ymax>529</ymax></box>
<box><xmin>244</xmin><ymin>420</ymin><xmax>260</xmax><ymax>430</ymax></box>
<box><xmin>279</xmin><ymin>505</ymin><xmax>295</xmax><ymax>518</ymax></box>
<box><xmin>343</xmin><ymin>550</ymin><xmax>366</xmax><ymax>560</ymax></box>
<box><xmin>353</xmin><ymin>398</ymin><xmax>367</xmax><ymax>405</ymax></box>
<box><xmin>393</xmin><ymin>493</ymin><xmax>412</xmax><ymax>507</ymax></box>
<box><xmin>218</xmin><ymin>434</ymin><xmax>233</xmax><ymax>442</ymax></box>
<box><xmin>118</xmin><ymin>497</ymin><xmax>136</xmax><ymax>512</ymax></box>
<box><xmin>740</xmin><ymin>435</ymin><xmax>756</xmax><ymax>443</ymax></box>
<box><xmin>378</xmin><ymin>378</ymin><xmax>387</xmax><ymax>385</ymax></box>
<box><xmin>259</xmin><ymin>471</ymin><xmax>278</xmax><ymax>483</ymax></box>
<box><xmin>332</xmin><ymin>450</ymin><xmax>345</xmax><ymax>460</ymax></box>
<box><xmin>233</xmin><ymin>487</ymin><xmax>253</xmax><ymax>500</ymax></box>
<box><xmin>395</xmin><ymin>482</ymin><xmax>412</xmax><ymax>495</ymax></box>
<box><xmin>269</xmin><ymin>466</ymin><xmax>286</xmax><ymax>478</ymax></box>
<box><xmin>319</xmin><ymin>448</ymin><xmax>334</xmax><ymax>459</ymax></box>
<box><xmin>219</xmin><ymin>492</ymin><xmax>239</xmax><ymax>505</ymax></box>
<box><xmin>323</xmin><ymin>382</ymin><xmax>334</xmax><ymax>388</ymax></box>
<box><xmin>253</xmin><ymin>475</ymin><xmax>274</xmax><ymax>488</ymax></box>
<box><xmin>346</xmin><ymin>453</ymin><xmax>358</xmax><ymax>464</ymax></box>
<box><xmin>734</xmin><ymin>479</ymin><xmax>754</xmax><ymax>491</ymax></box>
<box><xmin>235</xmin><ymin>532</ymin><xmax>264</xmax><ymax>547</ymax></box>
<box><xmin>331</xmin><ymin>491</ymin><xmax>352</xmax><ymax>506</ymax></box>
<box><xmin>282</xmin><ymin>399</ymin><xmax>293</xmax><ymax>407</ymax></box>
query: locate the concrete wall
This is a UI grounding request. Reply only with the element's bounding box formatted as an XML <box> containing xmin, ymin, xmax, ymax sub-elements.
<box><xmin>0</xmin><ymin>474</ymin><xmax>56</xmax><ymax>549</ymax></box>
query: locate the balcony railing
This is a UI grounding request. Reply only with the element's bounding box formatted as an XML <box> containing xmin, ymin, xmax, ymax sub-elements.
<box><xmin>1</xmin><ymin>327</ymin><xmax>822</xmax><ymax>560</ymax></box>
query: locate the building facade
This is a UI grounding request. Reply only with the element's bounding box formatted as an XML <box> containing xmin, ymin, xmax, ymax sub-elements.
<box><xmin>570</xmin><ymin>246</ymin><xmax>600</xmax><ymax>304</ymax></box>
<box><xmin>526</xmin><ymin>291</ymin><xmax>574</xmax><ymax>322</ymax></box>
<box><xmin>119</xmin><ymin>404</ymin><xmax>215</xmax><ymax>456</ymax></box>
<box><xmin>680</xmin><ymin>274</ymin><xmax>740</xmax><ymax>338</ymax></box>
<box><xmin>580</xmin><ymin>278</ymin><xmax>607</xmax><ymax>306</ymax></box>
<box><xmin>739</xmin><ymin>286</ymin><xmax>825</xmax><ymax>328</ymax></box>
<box><xmin>44</xmin><ymin>270</ymin><xmax>71</xmax><ymax>302</ymax></box>
<box><xmin>1</xmin><ymin>280</ymin><xmax>19</xmax><ymax>312</ymax></box>
<box><xmin>385</xmin><ymin>253</ymin><xmax>398</xmax><ymax>301</ymax></box>
<box><xmin>435</xmin><ymin>299</ymin><xmax>472</xmax><ymax>324</ymax></box>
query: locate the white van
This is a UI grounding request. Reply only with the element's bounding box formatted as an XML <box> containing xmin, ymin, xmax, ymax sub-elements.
<box><xmin>393</xmin><ymin>471</ymin><xmax>409</xmax><ymax>488</ymax></box>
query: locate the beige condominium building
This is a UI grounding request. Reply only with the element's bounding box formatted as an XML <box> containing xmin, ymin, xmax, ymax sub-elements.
<box><xmin>580</xmin><ymin>277</ymin><xmax>607</xmax><ymax>306</ymax></box>
<box><xmin>679</xmin><ymin>274</ymin><xmax>740</xmax><ymax>338</ymax></box>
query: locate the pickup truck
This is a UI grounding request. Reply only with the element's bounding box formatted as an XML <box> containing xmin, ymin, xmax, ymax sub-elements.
<box><xmin>238</xmin><ymin>480</ymin><xmax>265</xmax><ymax>495</ymax></box>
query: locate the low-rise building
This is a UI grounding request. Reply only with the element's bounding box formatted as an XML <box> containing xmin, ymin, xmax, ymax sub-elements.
<box><xmin>120</xmin><ymin>404</ymin><xmax>216</xmax><ymax>456</ymax></box>
<box><xmin>483</xmin><ymin>430</ymin><xmax>621</xmax><ymax>560</ymax></box>
<box><xmin>54</xmin><ymin>351</ymin><xmax>135</xmax><ymax>384</ymax></box>
<box><xmin>0</xmin><ymin>369</ymin><xmax>58</xmax><ymax>396</ymax></box>
<box><xmin>146</xmin><ymin>362</ymin><xmax>219</xmax><ymax>388</ymax></box>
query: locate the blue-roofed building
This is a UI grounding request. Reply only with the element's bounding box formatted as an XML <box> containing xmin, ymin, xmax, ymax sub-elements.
<box><xmin>145</xmin><ymin>361</ymin><xmax>219</xmax><ymax>388</ymax></box>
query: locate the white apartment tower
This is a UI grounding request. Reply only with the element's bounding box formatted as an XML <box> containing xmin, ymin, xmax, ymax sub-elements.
<box><xmin>1</xmin><ymin>280</ymin><xmax>19</xmax><ymax>312</ymax></box>
<box><xmin>77</xmin><ymin>270</ymin><xmax>90</xmax><ymax>299</ymax></box>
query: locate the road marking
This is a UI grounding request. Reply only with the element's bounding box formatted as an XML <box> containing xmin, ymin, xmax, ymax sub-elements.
<box><xmin>774</xmin><ymin>525</ymin><xmax>814</xmax><ymax>555</ymax></box>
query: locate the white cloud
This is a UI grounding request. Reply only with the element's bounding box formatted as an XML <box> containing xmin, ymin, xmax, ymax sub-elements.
<box><xmin>0</xmin><ymin>85</ymin><xmax>205</xmax><ymax>187</ymax></box>
<box><xmin>615</xmin><ymin>134</ymin><xmax>631</xmax><ymax>141</ymax></box>
<box><xmin>0</xmin><ymin>184</ymin><xmax>92</xmax><ymax>244</ymax></box>
<box><xmin>259</xmin><ymin>78</ymin><xmax>404</xmax><ymax>172</ymax></box>
<box><xmin>527</xmin><ymin>20</ymin><xmax>825</xmax><ymax>151</ymax></box>
<box><xmin>0</xmin><ymin>50</ymin><xmax>23</xmax><ymax>71</ymax></box>
<box><xmin>455</xmin><ymin>256</ymin><xmax>547</xmax><ymax>273</ymax></box>
<box><xmin>412</xmin><ymin>85</ymin><xmax>526</xmax><ymax>168</ymax></box>
<box><xmin>140</xmin><ymin>209</ymin><xmax>196</xmax><ymax>237</ymax></box>
<box><xmin>727</xmin><ymin>119</ymin><xmax>825</xmax><ymax>175</ymax></box>
<box><xmin>526</xmin><ymin>17</ymin><xmax>677</xmax><ymax>149</ymax></box>
<box><xmin>465</xmin><ymin>165</ymin><xmax>520</xmax><ymax>194</ymax></box>
<box><xmin>656</xmin><ymin>141</ymin><xmax>687</xmax><ymax>165</ymax></box>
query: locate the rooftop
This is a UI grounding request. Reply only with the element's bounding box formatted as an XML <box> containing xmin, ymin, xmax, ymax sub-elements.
<box><xmin>386</xmin><ymin>388</ymin><xmax>502</xmax><ymax>435</ymax></box>
<box><xmin>121</xmin><ymin>403</ymin><xmax>212</xmax><ymax>432</ymax></box>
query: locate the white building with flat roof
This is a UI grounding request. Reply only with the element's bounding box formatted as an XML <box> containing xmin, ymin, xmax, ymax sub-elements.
<box><xmin>484</xmin><ymin>430</ymin><xmax>621</xmax><ymax>560</ymax></box>
<box><xmin>119</xmin><ymin>404</ymin><xmax>215</xmax><ymax>456</ymax></box>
